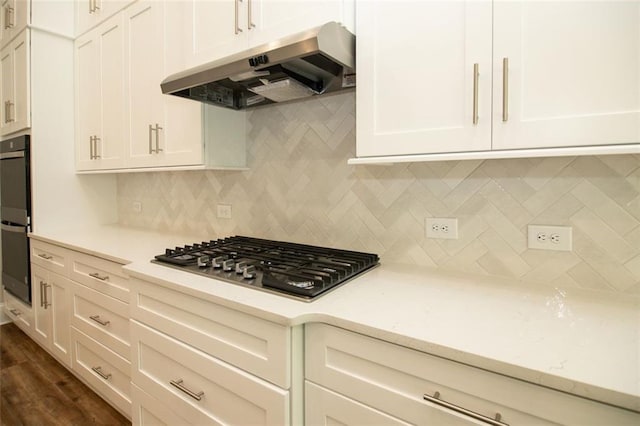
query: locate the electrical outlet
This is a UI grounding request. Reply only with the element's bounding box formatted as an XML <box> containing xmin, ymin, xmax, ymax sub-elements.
<box><xmin>527</xmin><ymin>225</ymin><xmax>572</xmax><ymax>251</ymax></box>
<box><xmin>217</xmin><ymin>204</ymin><xmax>232</xmax><ymax>219</ymax></box>
<box><xmin>132</xmin><ymin>201</ymin><xmax>142</xmax><ymax>213</ymax></box>
<box><xmin>425</xmin><ymin>218</ymin><xmax>458</xmax><ymax>239</ymax></box>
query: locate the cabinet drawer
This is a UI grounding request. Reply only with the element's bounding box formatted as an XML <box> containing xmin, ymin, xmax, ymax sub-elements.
<box><xmin>3</xmin><ymin>289</ymin><xmax>33</xmax><ymax>333</ymax></box>
<box><xmin>131</xmin><ymin>384</ymin><xmax>190</xmax><ymax>426</ymax></box>
<box><xmin>71</xmin><ymin>327</ymin><xmax>131</xmax><ymax>417</ymax></box>
<box><xmin>70</xmin><ymin>281</ymin><xmax>130</xmax><ymax>360</ymax></box>
<box><xmin>306</xmin><ymin>381</ymin><xmax>411</xmax><ymax>426</ymax></box>
<box><xmin>131</xmin><ymin>320</ymin><xmax>289</xmax><ymax>426</ymax></box>
<box><xmin>69</xmin><ymin>251</ymin><xmax>129</xmax><ymax>302</ymax></box>
<box><xmin>131</xmin><ymin>278</ymin><xmax>290</xmax><ymax>388</ymax></box>
<box><xmin>31</xmin><ymin>240</ymin><xmax>68</xmax><ymax>275</ymax></box>
<box><xmin>306</xmin><ymin>324</ymin><xmax>640</xmax><ymax>426</ymax></box>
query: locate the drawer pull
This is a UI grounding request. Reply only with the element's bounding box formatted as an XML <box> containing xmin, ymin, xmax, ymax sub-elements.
<box><xmin>91</xmin><ymin>366</ymin><xmax>112</xmax><ymax>380</ymax></box>
<box><xmin>170</xmin><ymin>379</ymin><xmax>204</xmax><ymax>401</ymax></box>
<box><xmin>9</xmin><ymin>308</ymin><xmax>21</xmax><ymax>316</ymax></box>
<box><xmin>37</xmin><ymin>253</ymin><xmax>53</xmax><ymax>260</ymax></box>
<box><xmin>89</xmin><ymin>272</ymin><xmax>109</xmax><ymax>281</ymax></box>
<box><xmin>89</xmin><ymin>315</ymin><xmax>110</xmax><ymax>326</ymax></box>
<box><xmin>423</xmin><ymin>392</ymin><xmax>508</xmax><ymax>426</ymax></box>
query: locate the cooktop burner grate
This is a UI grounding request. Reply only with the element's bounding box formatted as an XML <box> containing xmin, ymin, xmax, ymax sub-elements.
<box><xmin>152</xmin><ymin>236</ymin><xmax>379</xmax><ymax>301</ymax></box>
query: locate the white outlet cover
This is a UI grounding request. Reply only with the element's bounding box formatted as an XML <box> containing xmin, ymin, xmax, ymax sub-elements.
<box><xmin>217</xmin><ymin>204</ymin><xmax>232</xmax><ymax>219</ymax></box>
<box><xmin>527</xmin><ymin>225</ymin><xmax>572</xmax><ymax>251</ymax></box>
<box><xmin>425</xmin><ymin>218</ymin><xmax>458</xmax><ymax>239</ymax></box>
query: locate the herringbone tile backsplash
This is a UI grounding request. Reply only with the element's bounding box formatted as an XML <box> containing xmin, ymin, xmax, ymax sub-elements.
<box><xmin>117</xmin><ymin>93</ymin><xmax>640</xmax><ymax>294</ymax></box>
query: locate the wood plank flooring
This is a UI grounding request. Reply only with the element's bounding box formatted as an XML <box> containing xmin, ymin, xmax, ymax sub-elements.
<box><xmin>0</xmin><ymin>322</ymin><xmax>130</xmax><ymax>426</ymax></box>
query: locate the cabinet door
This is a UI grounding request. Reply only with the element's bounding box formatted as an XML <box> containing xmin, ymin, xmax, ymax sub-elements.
<box><xmin>97</xmin><ymin>14</ymin><xmax>126</xmax><ymax>168</ymax></box>
<box><xmin>75</xmin><ymin>29</ymin><xmax>101</xmax><ymax>170</ymax></box>
<box><xmin>49</xmin><ymin>272</ymin><xmax>71</xmax><ymax>366</ymax></box>
<box><xmin>493</xmin><ymin>0</ymin><xmax>640</xmax><ymax>150</ymax></box>
<box><xmin>1</xmin><ymin>0</ymin><xmax>29</xmax><ymax>48</ymax></box>
<box><xmin>125</xmin><ymin>0</ymin><xmax>202</xmax><ymax>169</ymax></box>
<box><xmin>76</xmin><ymin>0</ymin><xmax>131</xmax><ymax>36</ymax></box>
<box><xmin>31</xmin><ymin>264</ymin><xmax>51</xmax><ymax>348</ymax></box>
<box><xmin>184</xmin><ymin>0</ymin><xmax>248</xmax><ymax>68</ymax></box>
<box><xmin>356</xmin><ymin>0</ymin><xmax>492</xmax><ymax>157</ymax></box>
<box><xmin>0</xmin><ymin>28</ymin><xmax>28</xmax><ymax>136</ymax></box>
<box><xmin>249</xmin><ymin>0</ymin><xmax>353</xmax><ymax>47</ymax></box>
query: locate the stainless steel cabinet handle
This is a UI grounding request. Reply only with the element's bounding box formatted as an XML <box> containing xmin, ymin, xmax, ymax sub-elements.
<box><xmin>472</xmin><ymin>63</ymin><xmax>479</xmax><ymax>125</ymax></box>
<box><xmin>89</xmin><ymin>0</ymin><xmax>93</xmax><ymax>14</ymax></box>
<box><xmin>5</xmin><ymin>5</ymin><xmax>14</xmax><ymax>28</ymax></box>
<box><xmin>9</xmin><ymin>308</ymin><xmax>21</xmax><ymax>316</ymax></box>
<box><xmin>423</xmin><ymin>392</ymin><xmax>509</xmax><ymax>426</ymax></box>
<box><xmin>39</xmin><ymin>281</ymin><xmax>45</xmax><ymax>307</ymax></box>
<box><xmin>154</xmin><ymin>124</ymin><xmax>163</xmax><ymax>153</ymax></box>
<box><xmin>89</xmin><ymin>315</ymin><xmax>110</xmax><ymax>326</ymax></box>
<box><xmin>502</xmin><ymin>57</ymin><xmax>509</xmax><ymax>122</ymax></box>
<box><xmin>92</xmin><ymin>366</ymin><xmax>112</xmax><ymax>380</ymax></box>
<box><xmin>148</xmin><ymin>124</ymin><xmax>154</xmax><ymax>153</ymax></box>
<box><xmin>89</xmin><ymin>136</ymin><xmax>95</xmax><ymax>159</ymax></box>
<box><xmin>4</xmin><ymin>101</ymin><xmax>7</xmax><ymax>123</ymax></box>
<box><xmin>43</xmin><ymin>283</ymin><xmax>51</xmax><ymax>309</ymax></box>
<box><xmin>235</xmin><ymin>0</ymin><xmax>243</xmax><ymax>34</ymax></box>
<box><xmin>93</xmin><ymin>136</ymin><xmax>101</xmax><ymax>159</ymax></box>
<box><xmin>170</xmin><ymin>379</ymin><xmax>204</xmax><ymax>401</ymax></box>
<box><xmin>88</xmin><ymin>272</ymin><xmax>109</xmax><ymax>281</ymax></box>
<box><xmin>248</xmin><ymin>0</ymin><xmax>255</xmax><ymax>29</ymax></box>
<box><xmin>37</xmin><ymin>253</ymin><xmax>53</xmax><ymax>260</ymax></box>
<box><xmin>3</xmin><ymin>6</ymin><xmax>8</xmax><ymax>29</ymax></box>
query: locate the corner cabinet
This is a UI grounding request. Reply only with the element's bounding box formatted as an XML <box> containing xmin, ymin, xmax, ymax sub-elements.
<box><xmin>75</xmin><ymin>0</ymin><xmax>246</xmax><ymax>172</ymax></box>
<box><xmin>353</xmin><ymin>0</ymin><xmax>640</xmax><ymax>163</ymax></box>
<box><xmin>0</xmin><ymin>28</ymin><xmax>29</xmax><ymax>136</ymax></box>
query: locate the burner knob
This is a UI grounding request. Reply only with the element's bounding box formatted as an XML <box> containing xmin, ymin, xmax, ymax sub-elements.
<box><xmin>243</xmin><ymin>265</ymin><xmax>256</xmax><ymax>279</ymax></box>
<box><xmin>165</xmin><ymin>248</ymin><xmax>174</xmax><ymax>256</ymax></box>
<box><xmin>212</xmin><ymin>256</ymin><xmax>228</xmax><ymax>268</ymax></box>
<box><xmin>197</xmin><ymin>255</ymin><xmax>211</xmax><ymax>268</ymax></box>
<box><xmin>235</xmin><ymin>261</ymin><xmax>248</xmax><ymax>274</ymax></box>
<box><xmin>222</xmin><ymin>259</ymin><xmax>235</xmax><ymax>272</ymax></box>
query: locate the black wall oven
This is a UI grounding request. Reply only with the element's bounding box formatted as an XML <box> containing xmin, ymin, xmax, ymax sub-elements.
<box><xmin>1</xmin><ymin>135</ymin><xmax>31</xmax><ymax>305</ymax></box>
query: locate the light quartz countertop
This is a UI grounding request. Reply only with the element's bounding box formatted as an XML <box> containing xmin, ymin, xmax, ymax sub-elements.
<box><xmin>30</xmin><ymin>225</ymin><xmax>640</xmax><ymax>413</ymax></box>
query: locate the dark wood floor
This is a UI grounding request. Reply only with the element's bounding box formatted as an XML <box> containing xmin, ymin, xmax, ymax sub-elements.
<box><xmin>0</xmin><ymin>322</ymin><xmax>130</xmax><ymax>426</ymax></box>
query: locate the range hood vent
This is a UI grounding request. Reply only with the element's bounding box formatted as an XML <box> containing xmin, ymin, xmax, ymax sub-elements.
<box><xmin>161</xmin><ymin>22</ymin><xmax>355</xmax><ymax>110</ymax></box>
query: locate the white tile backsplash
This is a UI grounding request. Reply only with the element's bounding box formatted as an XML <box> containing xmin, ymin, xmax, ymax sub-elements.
<box><xmin>117</xmin><ymin>93</ymin><xmax>640</xmax><ymax>294</ymax></box>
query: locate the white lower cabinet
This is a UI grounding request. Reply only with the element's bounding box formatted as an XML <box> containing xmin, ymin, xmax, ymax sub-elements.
<box><xmin>131</xmin><ymin>320</ymin><xmax>289</xmax><ymax>425</ymax></box>
<box><xmin>70</xmin><ymin>327</ymin><xmax>131</xmax><ymax>415</ymax></box>
<box><xmin>131</xmin><ymin>383</ymin><xmax>190</xmax><ymax>426</ymax></box>
<box><xmin>31</xmin><ymin>264</ymin><xmax>71</xmax><ymax>367</ymax></box>
<box><xmin>305</xmin><ymin>323</ymin><xmax>640</xmax><ymax>426</ymax></box>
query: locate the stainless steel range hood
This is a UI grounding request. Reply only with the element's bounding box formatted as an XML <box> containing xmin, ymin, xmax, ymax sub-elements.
<box><xmin>161</xmin><ymin>22</ymin><xmax>355</xmax><ymax>110</ymax></box>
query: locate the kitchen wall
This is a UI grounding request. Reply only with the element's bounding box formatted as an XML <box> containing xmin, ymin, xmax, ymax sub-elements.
<box><xmin>117</xmin><ymin>93</ymin><xmax>640</xmax><ymax>294</ymax></box>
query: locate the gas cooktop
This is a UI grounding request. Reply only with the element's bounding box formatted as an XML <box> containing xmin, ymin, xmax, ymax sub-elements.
<box><xmin>152</xmin><ymin>236</ymin><xmax>379</xmax><ymax>301</ymax></box>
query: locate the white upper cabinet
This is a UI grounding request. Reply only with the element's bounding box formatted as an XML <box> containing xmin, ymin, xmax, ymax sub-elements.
<box><xmin>492</xmin><ymin>0</ymin><xmax>640</xmax><ymax>150</ymax></box>
<box><xmin>124</xmin><ymin>0</ymin><xmax>202</xmax><ymax>168</ymax></box>
<box><xmin>1</xmin><ymin>0</ymin><xmax>29</xmax><ymax>48</ymax></box>
<box><xmin>185</xmin><ymin>0</ymin><xmax>354</xmax><ymax>68</ymax></box>
<box><xmin>356</xmin><ymin>0</ymin><xmax>492</xmax><ymax>157</ymax></box>
<box><xmin>75</xmin><ymin>13</ymin><xmax>126</xmax><ymax>171</ymax></box>
<box><xmin>76</xmin><ymin>0</ymin><xmax>133</xmax><ymax>36</ymax></box>
<box><xmin>354</xmin><ymin>0</ymin><xmax>640</xmax><ymax>162</ymax></box>
<box><xmin>1</xmin><ymin>28</ymin><xmax>29</xmax><ymax>136</ymax></box>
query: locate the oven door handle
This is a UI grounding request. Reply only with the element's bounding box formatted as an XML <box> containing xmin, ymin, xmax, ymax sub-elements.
<box><xmin>1</xmin><ymin>223</ymin><xmax>26</xmax><ymax>233</ymax></box>
<box><xmin>0</xmin><ymin>151</ymin><xmax>25</xmax><ymax>160</ymax></box>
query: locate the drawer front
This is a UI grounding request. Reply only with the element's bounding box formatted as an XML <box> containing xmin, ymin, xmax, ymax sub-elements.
<box><xmin>306</xmin><ymin>324</ymin><xmax>640</xmax><ymax>426</ymax></box>
<box><xmin>71</xmin><ymin>281</ymin><xmax>130</xmax><ymax>360</ymax></box>
<box><xmin>131</xmin><ymin>320</ymin><xmax>289</xmax><ymax>426</ymax></box>
<box><xmin>71</xmin><ymin>327</ymin><xmax>131</xmax><ymax>417</ymax></box>
<box><xmin>31</xmin><ymin>240</ymin><xmax>68</xmax><ymax>275</ymax></box>
<box><xmin>131</xmin><ymin>278</ymin><xmax>290</xmax><ymax>388</ymax></box>
<box><xmin>131</xmin><ymin>384</ymin><xmax>190</xmax><ymax>426</ymax></box>
<box><xmin>306</xmin><ymin>381</ymin><xmax>412</xmax><ymax>426</ymax></box>
<box><xmin>3</xmin><ymin>289</ymin><xmax>33</xmax><ymax>333</ymax></box>
<box><xmin>69</xmin><ymin>251</ymin><xmax>129</xmax><ymax>302</ymax></box>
